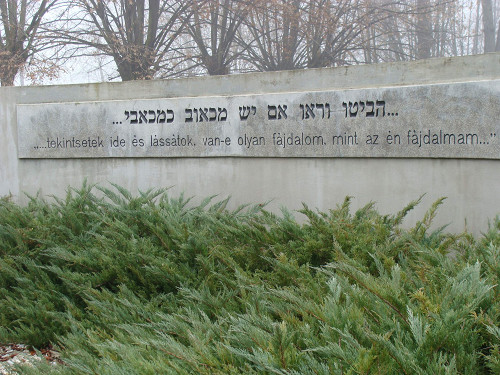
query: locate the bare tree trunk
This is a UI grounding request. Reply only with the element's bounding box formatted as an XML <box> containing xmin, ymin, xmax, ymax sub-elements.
<box><xmin>473</xmin><ymin>0</ymin><xmax>480</xmax><ymax>54</ymax></box>
<box><xmin>0</xmin><ymin>50</ymin><xmax>24</xmax><ymax>86</ymax></box>
<box><xmin>0</xmin><ymin>65</ymin><xmax>18</xmax><ymax>86</ymax></box>
<box><xmin>481</xmin><ymin>0</ymin><xmax>496</xmax><ymax>52</ymax></box>
<box><xmin>416</xmin><ymin>0</ymin><xmax>432</xmax><ymax>59</ymax></box>
<box><xmin>497</xmin><ymin>18</ymin><xmax>500</xmax><ymax>51</ymax></box>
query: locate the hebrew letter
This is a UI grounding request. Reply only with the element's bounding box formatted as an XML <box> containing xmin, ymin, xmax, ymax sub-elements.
<box><xmin>166</xmin><ymin>109</ymin><xmax>174</xmax><ymax>123</ymax></box>
<box><xmin>193</xmin><ymin>108</ymin><xmax>199</xmax><ymax>122</ymax></box>
<box><xmin>300</xmin><ymin>104</ymin><xmax>305</xmax><ymax>119</ymax></box>
<box><xmin>305</xmin><ymin>104</ymin><xmax>315</xmax><ymax>119</ymax></box>
<box><xmin>130</xmin><ymin>110</ymin><xmax>138</xmax><ymax>124</ymax></box>
<box><xmin>342</xmin><ymin>102</ymin><xmax>348</xmax><ymax>118</ymax></box>
<box><xmin>268</xmin><ymin>105</ymin><xmax>277</xmax><ymax>120</ymax></box>
<box><xmin>138</xmin><ymin>110</ymin><xmax>148</xmax><ymax>124</ymax></box>
<box><xmin>366</xmin><ymin>101</ymin><xmax>375</xmax><ymax>117</ymax></box>
<box><xmin>185</xmin><ymin>108</ymin><xmax>193</xmax><ymax>122</ymax></box>
<box><xmin>218</xmin><ymin>108</ymin><xmax>227</xmax><ymax>121</ymax></box>
<box><xmin>349</xmin><ymin>102</ymin><xmax>358</xmax><ymax>117</ymax></box>
<box><xmin>125</xmin><ymin>111</ymin><xmax>130</xmax><ymax>121</ymax></box>
<box><xmin>240</xmin><ymin>106</ymin><xmax>251</xmax><ymax>120</ymax></box>
<box><xmin>277</xmin><ymin>105</ymin><xmax>287</xmax><ymax>119</ymax></box>
<box><xmin>359</xmin><ymin>101</ymin><xmax>365</xmax><ymax>113</ymax></box>
<box><xmin>209</xmin><ymin>107</ymin><xmax>217</xmax><ymax>121</ymax></box>
<box><xmin>316</xmin><ymin>104</ymin><xmax>324</xmax><ymax>118</ymax></box>
<box><xmin>376</xmin><ymin>100</ymin><xmax>386</xmax><ymax>117</ymax></box>
<box><xmin>199</xmin><ymin>108</ymin><xmax>209</xmax><ymax>122</ymax></box>
<box><xmin>157</xmin><ymin>110</ymin><xmax>166</xmax><ymax>123</ymax></box>
<box><xmin>325</xmin><ymin>103</ymin><xmax>331</xmax><ymax>119</ymax></box>
<box><xmin>251</xmin><ymin>106</ymin><xmax>256</xmax><ymax>115</ymax></box>
<box><xmin>148</xmin><ymin>110</ymin><xmax>156</xmax><ymax>123</ymax></box>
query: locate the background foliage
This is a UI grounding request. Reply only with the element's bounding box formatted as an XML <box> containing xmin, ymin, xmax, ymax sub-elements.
<box><xmin>0</xmin><ymin>184</ymin><xmax>498</xmax><ymax>374</ymax></box>
<box><xmin>1</xmin><ymin>0</ymin><xmax>500</xmax><ymax>85</ymax></box>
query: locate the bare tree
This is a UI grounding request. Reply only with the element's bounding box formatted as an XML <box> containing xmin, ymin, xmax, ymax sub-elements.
<box><xmin>186</xmin><ymin>0</ymin><xmax>249</xmax><ymax>75</ymax></box>
<box><xmin>302</xmin><ymin>0</ymin><xmax>382</xmax><ymax>68</ymax></box>
<box><xmin>238</xmin><ymin>0</ymin><xmax>384</xmax><ymax>72</ymax></box>
<box><xmin>0</xmin><ymin>0</ymin><xmax>58</xmax><ymax>86</ymax></box>
<box><xmin>4</xmin><ymin>0</ymin><xmax>495</xmax><ymax>84</ymax></box>
<box><xmin>238</xmin><ymin>0</ymin><xmax>301</xmax><ymax>71</ymax></box>
<box><xmin>363</xmin><ymin>0</ymin><xmax>470</xmax><ymax>62</ymax></box>
<box><xmin>55</xmin><ymin>0</ymin><xmax>193</xmax><ymax>81</ymax></box>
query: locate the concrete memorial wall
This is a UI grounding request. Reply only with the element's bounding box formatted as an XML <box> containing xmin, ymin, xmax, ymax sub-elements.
<box><xmin>2</xmin><ymin>54</ymin><xmax>500</xmax><ymax>234</ymax></box>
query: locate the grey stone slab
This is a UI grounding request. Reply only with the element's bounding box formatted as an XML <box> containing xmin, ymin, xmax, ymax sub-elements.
<box><xmin>17</xmin><ymin>79</ymin><xmax>500</xmax><ymax>159</ymax></box>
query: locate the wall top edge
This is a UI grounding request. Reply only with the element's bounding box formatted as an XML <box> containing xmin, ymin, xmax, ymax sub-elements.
<box><xmin>2</xmin><ymin>53</ymin><xmax>499</xmax><ymax>104</ymax></box>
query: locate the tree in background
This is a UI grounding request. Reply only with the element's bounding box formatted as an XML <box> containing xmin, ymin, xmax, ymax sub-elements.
<box><xmin>237</xmin><ymin>0</ymin><xmax>396</xmax><ymax>71</ymax></box>
<box><xmin>55</xmin><ymin>0</ymin><xmax>193</xmax><ymax>81</ymax></box>
<box><xmin>481</xmin><ymin>0</ymin><xmax>500</xmax><ymax>52</ymax></box>
<box><xmin>0</xmin><ymin>0</ymin><xmax>59</xmax><ymax>86</ymax></box>
<box><xmin>186</xmin><ymin>0</ymin><xmax>249</xmax><ymax>75</ymax></box>
<box><xmin>2</xmin><ymin>0</ymin><xmax>499</xmax><ymax>84</ymax></box>
<box><xmin>361</xmin><ymin>0</ymin><xmax>485</xmax><ymax>62</ymax></box>
<box><xmin>415</xmin><ymin>0</ymin><xmax>433</xmax><ymax>58</ymax></box>
<box><xmin>238</xmin><ymin>0</ymin><xmax>302</xmax><ymax>71</ymax></box>
<box><xmin>301</xmin><ymin>0</ymin><xmax>380</xmax><ymax>68</ymax></box>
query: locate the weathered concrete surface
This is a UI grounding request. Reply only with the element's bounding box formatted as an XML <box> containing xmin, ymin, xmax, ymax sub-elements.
<box><xmin>17</xmin><ymin>80</ymin><xmax>500</xmax><ymax>159</ymax></box>
<box><xmin>2</xmin><ymin>54</ymin><xmax>500</xmax><ymax>234</ymax></box>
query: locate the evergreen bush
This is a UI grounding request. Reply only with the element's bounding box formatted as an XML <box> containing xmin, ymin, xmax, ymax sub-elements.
<box><xmin>0</xmin><ymin>183</ymin><xmax>498</xmax><ymax>374</ymax></box>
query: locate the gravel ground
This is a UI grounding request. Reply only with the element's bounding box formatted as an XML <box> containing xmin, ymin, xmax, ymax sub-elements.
<box><xmin>0</xmin><ymin>344</ymin><xmax>62</xmax><ymax>374</ymax></box>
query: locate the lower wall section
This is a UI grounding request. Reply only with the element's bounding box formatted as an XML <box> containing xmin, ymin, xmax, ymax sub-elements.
<box><xmin>10</xmin><ymin>157</ymin><xmax>500</xmax><ymax>234</ymax></box>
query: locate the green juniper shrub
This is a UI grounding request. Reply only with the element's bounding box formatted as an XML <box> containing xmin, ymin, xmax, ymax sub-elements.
<box><xmin>0</xmin><ymin>184</ymin><xmax>498</xmax><ymax>374</ymax></box>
